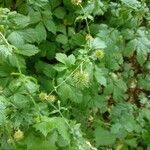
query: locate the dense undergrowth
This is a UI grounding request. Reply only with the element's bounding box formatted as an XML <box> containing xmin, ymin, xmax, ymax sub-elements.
<box><xmin>0</xmin><ymin>0</ymin><xmax>150</xmax><ymax>149</ymax></box>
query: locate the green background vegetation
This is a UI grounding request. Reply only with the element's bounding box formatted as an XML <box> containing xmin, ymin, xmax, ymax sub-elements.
<box><xmin>0</xmin><ymin>0</ymin><xmax>150</xmax><ymax>149</ymax></box>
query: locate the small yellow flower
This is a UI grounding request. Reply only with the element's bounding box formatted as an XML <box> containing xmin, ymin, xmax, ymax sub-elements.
<box><xmin>73</xmin><ymin>71</ymin><xmax>90</xmax><ymax>89</ymax></box>
<box><xmin>14</xmin><ymin>129</ymin><xmax>24</xmax><ymax>141</ymax></box>
<box><xmin>47</xmin><ymin>95</ymin><xmax>56</xmax><ymax>103</ymax></box>
<box><xmin>95</xmin><ymin>49</ymin><xmax>104</xmax><ymax>59</ymax></box>
<box><xmin>39</xmin><ymin>92</ymin><xmax>47</xmax><ymax>101</ymax></box>
<box><xmin>71</xmin><ymin>0</ymin><xmax>82</xmax><ymax>5</ymax></box>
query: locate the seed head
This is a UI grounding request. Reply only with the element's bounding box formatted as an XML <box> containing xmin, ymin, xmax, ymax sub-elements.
<box><xmin>14</xmin><ymin>129</ymin><xmax>24</xmax><ymax>141</ymax></box>
<box><xmin>47</xmin><ymin>95</ymin><xmax>56</xmax><ymax>103</ymax></box>
<box><xmin>71</xmin><ymin>0</ymin><xmax>82</xmax><ymax>5</ymax></box>
<box><xmin>73</xmin><ymin>71</ymin><xmax>90</xmax><ymax>89</ymax></box>
<box><xmin>39</xmin><ymin>92</ymin><xmax>47</xmax><ymax>101</ymax></box>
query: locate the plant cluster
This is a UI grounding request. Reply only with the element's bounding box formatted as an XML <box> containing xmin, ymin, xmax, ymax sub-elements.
<box><xmin>0</xmin><ymin>0</ymin><xmax>150</xmax><ymax>149</ymax></box>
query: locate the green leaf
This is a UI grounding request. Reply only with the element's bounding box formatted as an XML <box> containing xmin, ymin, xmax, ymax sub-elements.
<box><xmin>34</xmin><ymin>119</ymin><xmax>55</xmax><ymax>137</ymax></box>
<box><xmin>17</xmin><ymin>44</ymin><xmax>39</xmax><ymax>56</ymax></box>
<box><xmin>53</xmin><ymin>64</ymin><xmax>67</xmax><ymax>72</ymax></box>
<box><xmin>121</xmin><ymin>0</ymin><xmax>141</xmax><ymax>9</ymax></box>
<box><xmin>7</xmin><ymin>31</ymin><xmax>24</xmax><ymax>46</ymax></box>
<box><xmin>68</xmin><ymin>87</ymin><xmax>83</xmax><ymax>103</ymax></box>
<box><xmin>56</xmin><ymin>24</ymin><xmax>66</xmax><ymax>34</ymax></box>
<box><xmin>138</xmin><ymin>75</ymin><xmax>150</xmax><ymax>91</ymax></box>
<box><xmin>34</xmin><ymin>117</ymin><xmax>70</xmax><ymax>143</ymax></box>
<box><xmin>25</xmin><ymin>131</ymin><xmax>57</xmax><ymax>150</ymax></box>
<box><xmin>71</xmin><ymin>33</ymin><xmax>86</xmax><ymax>46</ymax></box>
<box><xmin>8</xmin><ymin>54</ymin><xmax>26</xmax><ymax>68</ymax></box>
<box><xmin>0</xmin><ymin>45</ymin><xmax>12</xmax><ymax>59</ymax></box>
<box><xmin>91</xmin><ymin>37</ymin><xmax>106</xmax><ymax>49</ymax></box>
<box><xmin>53</xmin><ymin>7</ymin><xmax>66</xmax><ymax>19</ymax></box>
<box><xmin>13</xmin><ymin>14</ymin><xmax>30</xmax><ymax>28</ymax></box>
<box><xmin>50</xmin><ymin>0</ymin><xmax>62</xmax><ymax>9</ymax></box>
<box><xmin>35</xmin><ymin>61</ymin><xmax>56</xmax><ymax>78</ymax></box>
<box><xmin>0</xmin><ymin>64</ymin><xmax>13</xmax><ymax>77</ymax></box>
<box><xmin>24</xmin><ymin>79</ymin><xmax>39</xmax><ymax>93</ymax></box>
<box><xmin>55</xmin><ymin>53</ymin><xmax>68</xmax><ymax>64</ymax></box>
<box><xmin>56</xmin><ymin>34</ymin><xmax>68</xmax><ymax>44</ymax></box>
<box><xmin>35</xmin><ymin>23</ymin><xmax>47</xmax><ymax>43</ymax></box>
<box><xmin>94</xmin><ymin>126</ymin><xmax>116</xmax><ymax>146</ymax></box>
<box><xmin>112</xmin><ymin>80</ymin><xmax>127</xmax><ymax>101</ymax></box>
<box><xmin>58</xmin><ymin>83</ymin><xmax>82</xmax><ymax>103</ymax></box>
<box><xmin>123</xmin><ymin>39</ymin><xmax>136</xmax><ymax>56</ymax></box>
<box><xmin>94</xmin><ymin>67</ymin><xmax>107</xmax><ymax>86</ymax></box>
<box><xmin>142</xmin><ymin>108</ymin><xmax>150</xmax><ymax>121</ymax></box>
<box><xmin>125</xmin><ymin>138</ymin><xmax>137</xmax><ymax>147</ymax></box>
<box><xmin>113</xmin><ymin>87</ymin><xmax>126</xmax><ymax>102</ymax></box>
<box><xmin>104</xmin><ymin>82</ymin><xmax>114</xmax><ymax>95</ymax></box>
<box><xmin>58</xmin><ymin>83</ymin><xmax>72</xmax><ymax>101</ymax></box>
<box><xmin>55</xmin><ymin>53</ymin><xmax>76</xmax><ymax>66</ymax></box>
<box><xmin>115</xmin><ymin>79</ymin><xmax>127</xmax><ymax>92</ymax></box>
<box><xmin>20</xmin><ymin>28</ymin><xmax>39</xmax><ymax>43</ymax></box>
<box><xmin>136</xmin><ymin>37</ymin><xmax>150</xmax><ymax>65</ymax></box>
<box><xmin>39</xmin><ymin>41</ymin><xmax>56</xmax><ymax>59</ymax></box>
<box><xmin>10</xmin><ymin>93</ymin><xmax>29</xmax><ymax>108</ymax></box>
<box><xmin>43</xmin><ymin>19</ymin><xmax>56</xmax><ymax>34</ymax></box>
<box><xmin>67</xmin><ymin>54</ymin><xmax>76</xmax><ymax>65</ymax></box>
<box><xmin>29</xmin><ymin>11</ymin><xmax>41</xmax><ymax>24</ymax></box>
<box><xmin>0</xmin><ymin>96</ymin><xmax>6</xmax><ymax>125</ymax></box>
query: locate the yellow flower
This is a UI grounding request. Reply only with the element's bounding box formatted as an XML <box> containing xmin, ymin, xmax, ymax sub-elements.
<box><xmin>71</xmin><ymin>0</ymin><xmax>82</xmax><ymax>5</ymax></box>
<box><xmin>95</xmin><ymin>49</ymin><xmax>104</xmax><ymax>59</ymax></box>
<box><xmin>14</xmin><ymin>129</ymin><xmax>24</xmax><ymax>141</ymax></box>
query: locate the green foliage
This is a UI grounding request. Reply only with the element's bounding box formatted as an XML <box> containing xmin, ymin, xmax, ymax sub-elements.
<box><xmin>0</xmin><ymin>0</ymin><xmax>150</xmax><ymax>149</ymax></box>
